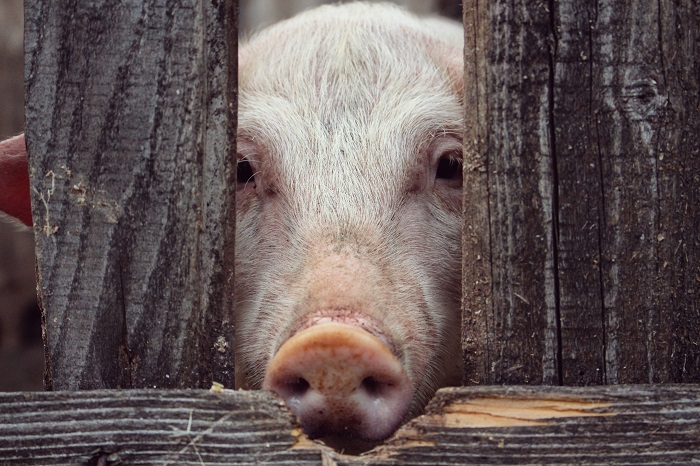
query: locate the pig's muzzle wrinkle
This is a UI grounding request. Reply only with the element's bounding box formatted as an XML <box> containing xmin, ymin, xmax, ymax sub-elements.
<box><xmin>263</xmin><ymin>322</ymin><xmax>412</xmax><ymax>441</ymax></box>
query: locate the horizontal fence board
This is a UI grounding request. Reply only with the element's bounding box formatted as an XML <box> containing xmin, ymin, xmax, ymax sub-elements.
<box><xmin>360</xmin><ymin>385</ymin><xmax>700</xmax><ymax>465</ymax></box>
<box><xmin>0</xmin><ymin>389</ymin><xmax>322</xmax><ymax>465</ymax></box>
<box><xmin>1</xmin><ymin>385</ymin><xmax>698</xmax><ymax>465</ymax></box>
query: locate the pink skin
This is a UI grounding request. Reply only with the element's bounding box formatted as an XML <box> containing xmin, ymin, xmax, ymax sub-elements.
<box><xmin>236</xmin><ymin>4</ymin><xmax>464</xmax><ymax>445</ymax></box>
<box><xmin>264</xmin><ymin>322</ymin><xmax>412</xmax><ymax>441</ymax></box>
<box><xmin>0</xmin><ymin>134</ymin><xmax>31</xmax><ymax>226</ymax></box>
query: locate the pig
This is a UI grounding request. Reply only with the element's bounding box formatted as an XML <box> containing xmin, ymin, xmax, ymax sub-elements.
<box><xmin>0</xmin><ymin>2</ymin><xmax>464</xmax><ymax>446</ymax></box>
<box><xmin>235</xmin><ymin>2</ymin><xmax>464</xmax><ymax>444</ymax></box>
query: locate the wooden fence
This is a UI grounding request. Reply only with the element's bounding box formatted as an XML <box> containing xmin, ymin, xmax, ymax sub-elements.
<box><xmin>11</xmin><ymin>0</ymin><xmax>700</xmax><ymax>463</ymax></box>
<box><xmin>1</xmin><ymin>385</ymin><xmax>698</xmax><ymax>464</ymax></box>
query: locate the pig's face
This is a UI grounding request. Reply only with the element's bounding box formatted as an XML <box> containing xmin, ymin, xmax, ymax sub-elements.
<box><xmin>235</xmin><ymin>3</ymin><xmax>463</xmax><ymax>444</ymax></box>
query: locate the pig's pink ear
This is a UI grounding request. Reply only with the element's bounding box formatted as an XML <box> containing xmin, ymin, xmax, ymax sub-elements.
<box><xmin>439</xmin><ymin>44</ymin><xmax>465</xmax><ymax>104</ymax></box>
<box><xmin>0</xmin><ymin>134</ymin><xmax>32</xmax><ymax>227</ymax></box>
<box><xmin>238</xmin><ymin>41</ymin><xmax>256</xmax><ymax>87</ymax></box>
<box><xmin>423</xmin><ymin>18</ymin><xmax>464</xmax><ymax>103</ymax></box>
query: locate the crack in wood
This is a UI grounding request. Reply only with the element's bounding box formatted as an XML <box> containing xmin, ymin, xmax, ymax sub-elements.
<box><xmin>431</xmin><ymin>397</ymin><xmax>614</xmax><ymax>427</ymax></box>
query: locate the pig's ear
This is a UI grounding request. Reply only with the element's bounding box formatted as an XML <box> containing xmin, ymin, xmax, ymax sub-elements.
<box><xmin>442</xmin><ymin>45</ymin><xmax>464</xmax><ymax>105</ymax></box>
<box><xmin>424</xmin><ymin>18</ymin><xmax>465</xmax><ymax>104</ymax></box>
<box><xmin>0</xmin><ymin>134</ymin><xmax>32</xmax><ymax>227</ymax></box>
<box><xmin>238</xmin><ymin>40</ymin><xmax>257</xmax><ymax>88</ymax></box>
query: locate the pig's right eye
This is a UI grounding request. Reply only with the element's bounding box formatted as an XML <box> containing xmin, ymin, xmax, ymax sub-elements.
<box><xmin>237</xmin><ymin>159</ymin><xmax>255</xmax><ymax>189</ymax></box>
<box><xmin>436</xmin><ymin>155</ymin><xmax>461</xmax><ymax>181</ymax></box>
<box><xmin>434</xmin><ymin>152</ymin><xmax>463</xmax><ymax>189</ymax></box>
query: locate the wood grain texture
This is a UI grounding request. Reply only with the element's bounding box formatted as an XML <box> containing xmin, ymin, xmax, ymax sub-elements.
<box><xmin>364</xmin><ymin>385</ymin><xmax>700</xmax><ymax>465</ymax></box>
<box><xmin>552</xmin><ymin>0</ymin><xmax>607</xmax><ymax>386</ymax></box>
<box><xmin>0</xmin><ymin>389</ymin><xmax>322</xmax><ymax>465</ymax></box>
<box><xmin>463</xmin><ymin>0</ymin><xmax>700</xmax><ymax>385</ymax></box>
<box><xmin>460</xmin><ymin>0</ymin><xmax>492</xmax><ymax>386</ymax></box>
<box><xmin>24</xmin><ymin>0</ymin><xmax>238</xmax><ymax>390</ymax></box>
<box><xmin>462</xmin><ymin>0</ymin><xmax>560</xmax><ymax>385</ymax></box>
<box><xmin>654</xmin><ymin>0</ymin><xmax>700</xmax><ymax>383</ymax></box>
<box><xmin>555</xmin><ymin>0</ymin><xmax>700</xmax><ymax>384</ymax></box>
<box><xmin>1</xmin><ymin>386</ymin><xmax>698</xmax><ymax>465</ymax></box>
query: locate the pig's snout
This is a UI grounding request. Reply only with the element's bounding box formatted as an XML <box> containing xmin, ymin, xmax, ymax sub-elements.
<box><xmin>263</xmin><ymin>322</ymin><xmax>412</xmax><ymax>441</ymax></box>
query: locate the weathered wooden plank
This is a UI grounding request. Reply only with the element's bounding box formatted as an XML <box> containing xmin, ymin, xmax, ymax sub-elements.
<box><xmin>362</xmin><ymin>385</ymin><xmax>700</xmax><ymax>465</ymax></box>
<box><xmin>551</xmin><ymin>1</ymin><xmax>607</xmax><ymax>385</ymax></box>
<box><xmin>462</xmin><ymin>1</ymin><xmax>560</xmax><ymax>385</ymax></box>
<box><xmin>460</xmin><ymin>0</ymin><xmax>492</xmax><ymax>386</ymax></box>
<box><xmin>654</xmin><ymin>0</ymin><xmax>700</xmax><ymax>383</ymax></box>
<box><xmin>1</xmin><ymin>386</ymin><xmax>697</xmax><ymax>465</ymax></box>
<box><xmin>588</xmin><ymin>0</ymin><xmax>700</xmax><ymax>383</ymax></box>
<box><xmin>24</xmin><ymin>0</ymin><xmax>237</xmax><ymax>389</ymax></box>
<box><xmin>462</xmin><ymin>0</ymin><xmax>700</xmax><ymax>386</ymax></box>
<box><xmin>0</xmin><ymin>389</ymin><xmax>322</xmax><ymax>465</ymax></box>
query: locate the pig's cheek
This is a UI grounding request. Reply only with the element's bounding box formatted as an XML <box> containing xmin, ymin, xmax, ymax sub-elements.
<box><xmin>235</xmin><ymin>187</ymin><xmax>258</xmax><ymax>218</ymax></box>
<box><xmin>390</xmin><ymin>203</ymin><xmax>462</xmax><ymax>390</ymax></box>
<box><xmin>432</xmin><ymin>188</ymin><xmax>462</xmax><ymax>217</ymax></box>
<box><xmin>235</xmin><ymin>206</ymin><xmax>305</xmax><ymax>387</ymax></box>
<box><xmin>235</xmin><ymin>196</ymin><xmax>270</xmax><ymax>384</ymax></box>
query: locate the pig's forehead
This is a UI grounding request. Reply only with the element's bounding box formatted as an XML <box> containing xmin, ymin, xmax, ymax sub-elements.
<box><xmin>238</xmin><ymin>6</ymin><xmax>457</xmax><ymax>96</ymax></box>
<box><xmin>237</xmin><ymin>5</ymin><xmax>462</xmax><ymax>170</ymax></box>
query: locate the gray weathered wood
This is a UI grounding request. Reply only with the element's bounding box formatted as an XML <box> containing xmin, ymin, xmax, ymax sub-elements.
<box><xmin>462</xmin><ymin>0</ymin><xmax>560</xmax><ymax>386</ymax></box>
<box><xmin>24</xmin><ymin>0</ymin><xmax>238</xmax><ymax>390</ymax></box>
<box><xmin>461</xmin><ymin>0</ymin><xmax>492</xmax><ymax>386</ymax></box>
<box><xmin>367</xmin><ymin>384</ymin><xmax>700</xmax><ymax>465</ymax></box>
<box><xmin>1</xmin><ymin>386</ymin><xmax>698</xmax><ymax>464</ymax></box>
<box><xmin>554</xmin><ymin>0</ymin><xmax>700</xmax><ymax>385</ymax></box>
<box><xmin>0</xmin><ymin>389</ymin><xmax>322</xmax><ymax>465</ymax></box>
<box><xmin>462</xmin><ymin>0</ymin><xmax>700</xmax><ymax>385</ymax></box>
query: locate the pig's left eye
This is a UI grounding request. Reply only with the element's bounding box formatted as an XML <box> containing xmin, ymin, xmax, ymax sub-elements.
<box><xmin>435</xmin><ymin>152</ymin><xmax>462</xmax><ymax>188</ymax></box>
<box><xmin>237</xmin><ymin>158</ymin><xmax>256</xmax><ymax>189</ymax></box>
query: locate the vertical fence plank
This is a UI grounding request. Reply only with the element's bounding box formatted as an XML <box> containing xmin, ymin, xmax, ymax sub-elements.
<box><xmin>552</xmin><ymin>0</ymin><xmax>700</xmax><ymax>385</ymax></box>
<box><xmin>463</xmin><ymin>0</ymin><xmax>700</xmax><ymax>386</ymax></box>
<box><xmin>654</xmin><ymin>0</ymin><xmax>700</xmax><ymax>382</ymax></box>
<box><xmin>552</xmin><ymin>1</ymin><xmax>607</xmax><ymax>385</ymax></box>
<box><xmin>590</xmin><ymin>0</ymin><xmax>700</xmax><ymax>383</ymax></box>
<box><xmin>462</xmin><ymin>1</ymin><xmax>560</xmax><ymax>385</ymax></box>
<box><xmin>461</xmin><ymin>0</ymin><xmax>492</xmax><ymax>386</ymax></box>
<box><xmin>25</xmin><ymin>0</ymin><xmax>237</xmax><ymax>390</ymax></box>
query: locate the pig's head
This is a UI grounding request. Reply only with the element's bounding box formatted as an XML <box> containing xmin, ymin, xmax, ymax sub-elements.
<box><xmin>235</xmin><ymin>3</ymin><xmax>464</xmax><ymax>445</ymax></box>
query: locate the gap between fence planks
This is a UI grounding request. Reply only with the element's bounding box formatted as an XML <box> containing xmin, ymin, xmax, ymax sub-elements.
<box><xmin>0</xmin><ymin>385</ymin><xmax>698</xmax><ymax>465</ymax></box>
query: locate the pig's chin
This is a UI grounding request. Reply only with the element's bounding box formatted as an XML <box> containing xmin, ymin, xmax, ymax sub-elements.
<box><xmin>263</xmin><ymin>318</ymin><xmax>413</xmax><ymax>444</ymax></box>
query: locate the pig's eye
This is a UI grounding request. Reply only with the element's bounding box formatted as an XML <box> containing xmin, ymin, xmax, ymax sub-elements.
<box><xmin>237</xmin><ymin>158</ymin><xmax>255</xmax><ymax>189</ymax></box>
<box><xmin>435</xmin><ymin>153</ymin><xmax>463</xmax><ymax>188</ymax></box>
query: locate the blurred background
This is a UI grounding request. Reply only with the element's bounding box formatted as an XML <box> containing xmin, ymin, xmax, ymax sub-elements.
<box><xmin>0</xmin><ymin>0</ymin><xmax>462</xmax><ymax>391</ymax></box>
<box><xmin>0</xmin><ymin>0</ymin><xmax>42</xmax><ymax>391</ymax></box>
<box><xmin>238</xmin><ymin>0</ymin><xmax>461</xmax><ymax>35</ymax></box>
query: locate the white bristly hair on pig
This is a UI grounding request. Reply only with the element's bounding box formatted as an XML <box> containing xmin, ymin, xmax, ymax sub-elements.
<box><xmin>234</xmin><ymin>2</ymin><xmax>464</xmax><ymax>434</ymax></box>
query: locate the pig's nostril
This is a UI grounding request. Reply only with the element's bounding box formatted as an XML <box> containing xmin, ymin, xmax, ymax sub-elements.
<box><xmin>286</xmin><ymin>377</ymin><xmax>310</xmax><ymax>396</ymax></box>
<box><xmin>361</xmin><ymin>376</ymin><xmax>391</xmax><ymax>396</ymax></box>
<box><xmin>264</xmin><ymin>323</ymin><xmax>412</xmax><ymax>442</ymax></box>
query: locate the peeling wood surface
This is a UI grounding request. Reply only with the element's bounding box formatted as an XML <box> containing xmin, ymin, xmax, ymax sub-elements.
<box><xmin>24</xmin><ymin>0</ymin><xmax>238</xmax><ymax>390</ymax></box>
<box><xmin>0</xmin><ymin>386</ymin><xmax>698</xmax><ymax>465</ymax></box>
<box><xmin>364</xmin><ymin>385</ymin><xmax>700</xmax><ymax>465</ymax></box>
<box><xmin>462</xmin><ymin>0</ymin><xmax>700</xmax><ymax>385</ymax></box>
